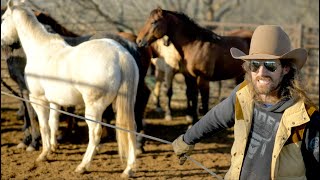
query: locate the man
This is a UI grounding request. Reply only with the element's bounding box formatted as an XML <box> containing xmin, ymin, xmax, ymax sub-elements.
<box><xmin>172</xmin><ymin>25</ymin><xmax>319</xmax><ymax>180</ymax></box>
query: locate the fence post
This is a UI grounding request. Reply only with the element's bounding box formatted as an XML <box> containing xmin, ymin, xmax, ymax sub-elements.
<box><xmin>296</xmin><ymin>24</ymin><xmax>303</xmax><ymax>48</ymax></box>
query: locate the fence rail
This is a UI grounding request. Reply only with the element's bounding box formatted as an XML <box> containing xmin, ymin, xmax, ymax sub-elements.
<box><xmin>1</xmin><ymin>21</ymin><xmax>319</xmax><ymax>107</ymax></box>
<box><xmin>199</xmin><ymin>21</ymin><xmax>319</xmax><ymax>50</ymax></box>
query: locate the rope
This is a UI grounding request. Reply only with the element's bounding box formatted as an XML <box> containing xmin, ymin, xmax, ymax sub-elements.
<box><xmin>1</xmin><ymin>90</ymin><xmax>224</xmax><ymax>180</ymax></box>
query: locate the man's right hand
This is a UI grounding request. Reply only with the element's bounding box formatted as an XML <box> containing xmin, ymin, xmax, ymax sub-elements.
<box><xmin>172</xmin><ymin>135</ymin><xmax>195</xmax><ymax>165</ymax></box>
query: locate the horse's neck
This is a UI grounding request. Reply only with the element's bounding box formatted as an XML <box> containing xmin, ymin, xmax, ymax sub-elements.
<box><xmin>165</xmin><ymin>17</ymin><xmax>195</xmax><ymax>59</ymax></box>
<box><xmin>14</xmin><ymin>9</ymin><xmax>65</xmax><ymax>60</ymax></box>
<box><xmin>168</xmin><ymin>26</ymin><xmax>189</xmax><ymax>45</ymax></box>
<box><xmin>165</xmin><ymin>31</ymin><xmax>186</xmax><ymax>60</ymax></box>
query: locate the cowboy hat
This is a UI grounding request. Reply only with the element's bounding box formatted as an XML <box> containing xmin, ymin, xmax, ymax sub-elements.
<box><xmin>230</xmin><ymin>25</ymin><xmax>307</xmax><ymax>69</ymax></box>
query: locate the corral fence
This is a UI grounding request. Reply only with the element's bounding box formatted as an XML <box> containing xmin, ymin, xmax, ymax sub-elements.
<box><xmin>1</xmin><ymin>21</ymin><xmax>319</xmax><ymax>108</ymax></box>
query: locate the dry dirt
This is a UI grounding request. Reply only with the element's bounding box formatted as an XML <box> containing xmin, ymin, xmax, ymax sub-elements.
<box><xmin>1</xmin><ymin>75</ymin><xmax>236</xmax><ymax>180</ymax></box>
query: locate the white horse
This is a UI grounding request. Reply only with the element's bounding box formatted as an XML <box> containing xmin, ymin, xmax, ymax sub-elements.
<box><xmin>151</xmin><ymin>37</ymin><xmax>214</xmax><ymax>122</ymax></box>
<box><xmin>150</xmin><ymin>36</ymin><xmax>182</xmax><ymax>121</ymax></box>
<box><xmin>1</xmin><ymin>0</ymin><xmax>139</xmax><ymax>178</ymax></box>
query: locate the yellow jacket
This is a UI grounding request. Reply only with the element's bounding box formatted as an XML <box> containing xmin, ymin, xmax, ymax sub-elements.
<box><xmin>225</xmin><ymin>83</ymin><xmax>317</xmax><ymax>180</ymax></box>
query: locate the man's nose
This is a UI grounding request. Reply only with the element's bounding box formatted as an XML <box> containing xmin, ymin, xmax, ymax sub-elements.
<box><xmin>255</xmin><ymin>65</ymin><xmax>269</xmax><ymax>75</ymax></box>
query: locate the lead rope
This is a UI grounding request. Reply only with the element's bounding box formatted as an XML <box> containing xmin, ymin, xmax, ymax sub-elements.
<box><xmin>1</xmin><ymin>91</ymin><xmax>224</xmax><ymax>180</ymax></box>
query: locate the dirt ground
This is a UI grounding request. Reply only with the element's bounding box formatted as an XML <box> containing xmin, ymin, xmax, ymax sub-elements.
<box><xmin>1</xmin><ymin>75</ymin><xmax>236</xmax><ymax>180</ymax></box>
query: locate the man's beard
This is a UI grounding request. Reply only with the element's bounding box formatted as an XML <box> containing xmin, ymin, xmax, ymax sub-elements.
<box><xmin>244</xmin><ymin>73</ymin><xmax>284</xmax><ymax>102</ymax></box>
<box><xmin>252</xmin><ymin>76</ymin><xmax>280</xmax><ymax>95</ymax></box>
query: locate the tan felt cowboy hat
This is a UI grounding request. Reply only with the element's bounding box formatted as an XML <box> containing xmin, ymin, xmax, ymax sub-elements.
<box><xmin>230</xmin><ymin>25</ymin><xmax>307</xmax><ymax>69</ymax></box>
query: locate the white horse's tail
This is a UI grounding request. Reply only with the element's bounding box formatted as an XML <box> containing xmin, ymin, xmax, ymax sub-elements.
<box><xmin>115</xmin><ymin>52</ymin><xmax>139</xmax><ymax>163</ymax></box>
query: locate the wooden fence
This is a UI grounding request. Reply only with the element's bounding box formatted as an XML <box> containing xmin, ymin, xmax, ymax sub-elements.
<box><xmin>1</xmin><ymin>21</ymin><xmax>319</xmax><ymax>107</ymax></box>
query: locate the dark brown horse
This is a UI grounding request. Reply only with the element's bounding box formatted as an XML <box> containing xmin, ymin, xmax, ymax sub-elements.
<box><xmin>137</xmin><ymin>8</ymin><xmax>250</xmax><ymax>124</ymax></box>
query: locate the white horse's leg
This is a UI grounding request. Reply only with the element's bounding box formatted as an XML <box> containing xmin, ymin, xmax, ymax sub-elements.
<box><xmin>121</xmin><ymin>132</ymin><xmax>136</xmax><ymax>178</ymax></box>
<box><xmin>75</xmin><ymin>105</ymin><xmax>103</xmax><ymax>174</ymax></box>
<box><xmin>24</xmin><ymin>90</ymin><xmax>41</xmax><ymax>152</ymax></box>
<box><xmin>154</xmin><ymin>68</ymin><xmax>164</xmax><ymax>112</ymax></box>
<box><xmin>164</xmin><ymin>66</ymin><xmax>175</xmax><ymax>121</ymax></box>
<box><xmin>29</xmin><ymin>96</ymin><xmax>50</xmax><ymax>161</ymax></box>
<box><xmin>48</xmin><ymin>103</ymin><xmax>61</xmax><ymax>152</ymax></box>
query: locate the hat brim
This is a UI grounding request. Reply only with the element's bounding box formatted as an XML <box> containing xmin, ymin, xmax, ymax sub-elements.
<box><xmin>230</xmin><ymin>47</ymin><xmax>307</xmax><ymax>69</ymax></box>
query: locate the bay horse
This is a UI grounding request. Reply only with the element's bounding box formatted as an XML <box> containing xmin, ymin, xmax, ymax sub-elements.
<box><xmin>145</xmin><ymin>35</ymin><xmax>233</xmax><ymax>123</ymax></box>
<box><xmin>150</xmin><ymin>36</ymin><xmax>212</xmax><ymax>121</ymax></box>
<box><xmin>137</xmin><ymin>8</ymin><xmax>250</xmax><ymax>124</ymax></box>
<box><xmin>1</xmin><ymin>1</ymin><xmax>139</xmax><ymax>177</ymax></box>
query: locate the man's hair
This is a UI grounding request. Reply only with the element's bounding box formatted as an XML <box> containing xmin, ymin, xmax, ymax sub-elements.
<box><xmin>242</xmin><ymin>60</ymin><xmax>316</xmax><ymax>107</ymax></box>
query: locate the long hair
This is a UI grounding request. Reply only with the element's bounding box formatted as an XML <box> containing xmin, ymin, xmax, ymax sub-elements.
<box><xmin>242</xmin><ymin>60</ymin><xmax>317</xmax><ymax>109</ymax></box>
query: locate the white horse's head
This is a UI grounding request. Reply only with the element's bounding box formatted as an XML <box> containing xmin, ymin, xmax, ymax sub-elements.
<box><xmin>1</xmin><ymin>0</ymin><xmax>25</xmax><ymax>48</ymax></box>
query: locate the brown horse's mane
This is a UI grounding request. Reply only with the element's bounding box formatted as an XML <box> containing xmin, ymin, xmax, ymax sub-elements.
<box><xmin>2</xmin><ymin>6</ymin><xmax>79</xmax><ymax>37</ymax></box>
<box><xmin>33</xmin><ymin>10</ymin><xmax>79</xmax><ymax>37</ymax></box>
<box><xmin>162</xmin><ymin>10</ymin><xmax>221</xmax><ymax>42</ymax></box>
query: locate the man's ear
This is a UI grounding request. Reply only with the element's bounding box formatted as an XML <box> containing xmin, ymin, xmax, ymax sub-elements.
<box><xmin>283</xmin><ymin>66</ymin><xmax>290</xmax><ymax>75</ymax></box>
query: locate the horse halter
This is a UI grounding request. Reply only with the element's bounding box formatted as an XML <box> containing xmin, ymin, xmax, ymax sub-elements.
<box><xmin>249</xmin><ymin>60</ymin><xmax>281</xmax><ymax>72</ymax></box>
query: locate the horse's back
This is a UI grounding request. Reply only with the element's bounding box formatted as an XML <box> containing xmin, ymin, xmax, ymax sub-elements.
<box><xmin>68</xmin><ymin>38</ymin><xmax>132</xmax><ymax>88</ymax></box>
<box><xmin>221</xmin><ymin>36</ymin><xmax>250</xmax><ymax>53</ymax></box>
<box><xmin>31</xmin><ymin>38</ymin><xmax>135</xmax><ymax>106</ymax></box>
<box><xmin>118</xmin><ymin>32</ymin><xmax>137</xmax><ymax>42</ymax></box>
<box><xmin>71</xmin><ymin>38</ymin><xmax>133</xmax><ymax>67</ymax></box>
<box><xmin>182</xmin><ymin>38</ymin><xmax>245</xmax><ymax>80</ymax></box>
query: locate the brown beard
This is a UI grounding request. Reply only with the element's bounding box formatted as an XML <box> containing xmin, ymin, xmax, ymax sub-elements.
<box><xmin>253</xmin><ymin>76</ymin><xmax>277</xmax><ymax>94</ymax></box>
<box><xmin>244</xmin><ymin>73</ymin><xmax>282</xmax><ymax>104</ymax></box>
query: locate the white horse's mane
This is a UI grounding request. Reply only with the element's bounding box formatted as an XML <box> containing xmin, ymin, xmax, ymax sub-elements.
<box><xmin>13</xmin><ymin>5</ymin><xmax>65</xmax><ymax>43</ymax></box>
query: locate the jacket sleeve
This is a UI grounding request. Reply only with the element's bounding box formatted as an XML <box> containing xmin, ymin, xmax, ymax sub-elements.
<box><xmin>183</xmin><ymin>85</ymin><xmax>239</xmax><ymax>145</ymax></box>
<box><xmin>301</xmin><ymin>110</ymin><xmax>320</xmax><ymax>179</ymax></box>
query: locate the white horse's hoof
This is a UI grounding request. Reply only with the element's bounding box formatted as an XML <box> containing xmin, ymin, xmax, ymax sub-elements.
<box><xmin>51</xmin><ymin>144</ymin><xmax>58</xmax><ymax>152</ymax></box>
<box><xmin>75</xmin><ymin>166</ymin><xmax>87</xmax><ymax>174</ymax></box>
<box><xmin>95</xmin><ymin>145</ymin><xmax>101</xmax><ymax>154</ymax></box>
<box><xmin>185</xmin><ymin>115</ymin><xmax>193</xmax><ymax>123</ymax></box>
<box><xmin>121</xmin><ymin>170</ymin><xmax>133</xmax><ymax>179</ymax></box>
<box><xmin>136</xmin><ymin>148</ymin><xmax>144</xmax><ymax>156</ymax></box>
<box><xmin>36</xmin><ymin>155</ymin><xmax>47</xmax><ymax>162</ymax></box>
<box><xmin>165</xmin><ymin>115</ymin><xmax>172</xmax><ymax>121</ymax></box>
<box><xmin>17</xmin><ymin>142</ymin><xmax>27</xmax><ymax>149</ymax></box>
<box><xmin>26</xmin><ymin>145</ymin><xmax>36</xmax><ymax>152</ymax></box>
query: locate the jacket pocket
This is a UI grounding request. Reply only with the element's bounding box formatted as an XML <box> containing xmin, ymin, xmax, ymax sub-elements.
<box><xmin>277</xmin><ymin>142</ymin><xmax>305</xmax><ymax>178</ymax></box>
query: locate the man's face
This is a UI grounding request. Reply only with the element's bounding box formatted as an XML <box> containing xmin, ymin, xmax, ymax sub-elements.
<box><xmin>250</xmin><ymin>59</ymin><xmax>290</xmax><ymax>95</ymax></box>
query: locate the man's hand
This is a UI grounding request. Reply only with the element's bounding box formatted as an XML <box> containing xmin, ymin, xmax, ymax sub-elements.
<box><xmin>172</xmin><ymin>135</ymin><xmax>195</xmax><ymax>165</ymax></box>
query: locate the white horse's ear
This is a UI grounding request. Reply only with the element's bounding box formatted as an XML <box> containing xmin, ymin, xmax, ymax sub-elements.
<box><xmin>7</xmin><ymin>0</ymin><xmax>24</xmax><ymax>9</ymax></box>
<box><xmin>7</xmin><ymin>0</ymin><xmax>13</xmax><ymax>9</ymax></box>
